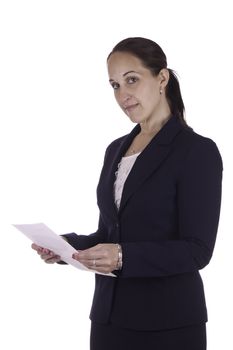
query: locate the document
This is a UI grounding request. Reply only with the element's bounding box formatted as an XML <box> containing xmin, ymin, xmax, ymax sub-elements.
<box><xmin>13</xmin><ymin>223</ymin><xmax>115</xmax><ymax>277</ymax></box>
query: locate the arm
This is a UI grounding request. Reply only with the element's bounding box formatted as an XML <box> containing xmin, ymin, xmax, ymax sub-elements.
<box><xmin>61</xmin><ymin>214</ymin><xmax>108</xmax><ymax>250</ymax></box>
<box><xmin>119</xmin><ymin>139</ymin><xmax>223</xmax><ymax>278</ymax></box>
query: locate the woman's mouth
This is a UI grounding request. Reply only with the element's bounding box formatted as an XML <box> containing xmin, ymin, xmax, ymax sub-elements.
<box><xmin>124</xmin><ymin>103</ymin><xmax>139</xmax><ymax>114</ymax></box>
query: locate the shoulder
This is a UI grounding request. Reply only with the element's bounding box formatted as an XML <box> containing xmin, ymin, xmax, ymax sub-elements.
<box><xmin>178</xmin><ymin>125</ymin><xmax>223</xmax><ymax>170</ymax></box>
<box><xmin>107</xmin><ymin>134</ymin><xmax>128</xmax><ymax>150</ymax></box>
<box><xmin>103</xmin><ymin>133</ymin><xmax>128</xmax><ymax>159</ymax></box>
<box><xmin>180</xmin><ymin>124</ymin><xmax>215</xmax><ymax>145</ymax></box>
<box><xmin>178</xmin><ymin>123</ymin><xmax>220</xmax><ymax>152</ymax></box>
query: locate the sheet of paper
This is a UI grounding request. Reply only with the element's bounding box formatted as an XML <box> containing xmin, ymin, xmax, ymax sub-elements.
<box><xmin>13</xmin><ymin>223</ymin><xmax>115</xmax><ymax>277</ymax></box>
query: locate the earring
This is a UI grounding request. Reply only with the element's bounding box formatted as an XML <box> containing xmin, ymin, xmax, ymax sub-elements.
<box><xmin>160</xmin><ymin>88</ymin><xmax>163</xmax><ymax>94</ymax></box>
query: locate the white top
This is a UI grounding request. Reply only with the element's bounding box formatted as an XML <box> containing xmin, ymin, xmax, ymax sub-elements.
<box><xmin>114</xmin><ymin>152</ymin><xmax>140</xmax><ymax>209</ymax></box>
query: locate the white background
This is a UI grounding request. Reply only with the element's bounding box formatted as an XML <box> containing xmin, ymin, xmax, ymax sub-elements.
<box><xmin>0</xmin><ymin>1</ymin><xmax>232</xmax><ymax>349</ymax></box>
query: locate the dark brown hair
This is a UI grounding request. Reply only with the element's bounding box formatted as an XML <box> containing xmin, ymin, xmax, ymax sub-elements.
<box><xmin>107</xmin><ymin>37</ymin><xmax>186</xmax><ymax>125</ymax></box>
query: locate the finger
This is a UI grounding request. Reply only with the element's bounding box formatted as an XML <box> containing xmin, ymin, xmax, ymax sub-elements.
<box><xmin>39</xmin><ymin>248</ymin><xmax>56</xmax><ymax>256</ymax></box>
<box><xmin>41</xmin><ymin>253</ymin><xmax>60</xmax><ymax>262</ymax></box>
<box><xmin>75</xmin><ymin>257</ymin><xmax>103</xmax><ymax>270</ymax></box>
<box><xmin>76</xmin><ymin>256</ymin><xmax>105</xmax><ymax>270</ymax></box>
<box><xmin>41</xmin><ymin>251</ymin><xmax>58</xmax><ymax>259</ymax></box>
<box><xmin>40</xmin><ymin>253</ymin><xmax>51</xmax><ymax>260</ymax></box>
<box><xmin>79</xmin><ymin>258</ymin><xmax>100</xmax><ymax>269</ymax></box>
<box><xmin>76</xmin><ymin>244</ymin><xmax>104</xmax><ymax>258</ymax></box>
<box><xmin>33</xmin><ymin>245</ymin><xmax>50</xmax><ymax>255</ymax></box>
<box><xmin>45</xmin><ymin>256</ymin><xmax>61</xmax><ymax>264</ymax></box>
<box><xmin>72</xmin><ymin>252</ymin><xmax>92</xmax><ymax>261</ymax></box>
<box><xmin>88</xmin><ymin>266</ymin><xmax>112</xmax><ymax>274</ymax></box>
<box><xmin>84</xmin><ymin>257</ymin><xmax>115</xmax><ymax>270</ymax></box>
<box><xmin>79</xmin><ymin>255</ymin><xmax>115</xmax><ymax>273</ymax></box>
<box><xmin>31</xmin><ymin>243</ymin><xmax>42</xmax><ymax>251</ymax></box>
<box><xmin>75</xmin><ymin>249</ymin><xmax>105</xmax><ymax>261</ymax></box>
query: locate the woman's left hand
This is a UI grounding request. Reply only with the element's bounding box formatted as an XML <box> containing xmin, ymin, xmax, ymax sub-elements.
<box><xmin>72</xmin><ymin>244</ymin><xmax>119</xmax><ymax>274</ymax></box>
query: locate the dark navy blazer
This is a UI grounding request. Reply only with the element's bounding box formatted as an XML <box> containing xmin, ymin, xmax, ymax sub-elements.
<box><xmin>63</xmin><ymin>115</ymin><xmax>223</xmax><ymax>331</ymax></box>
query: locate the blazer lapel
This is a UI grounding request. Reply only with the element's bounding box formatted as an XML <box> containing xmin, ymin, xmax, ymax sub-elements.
<box><xmin>97</xmin><ymin>123</ymin><xmax>141</xmax><ymax>219</ymax></box>
<box><xmin>118</xmin><ymin>116</ymin><xmax>183</xmax><ymax>213</ymax></box>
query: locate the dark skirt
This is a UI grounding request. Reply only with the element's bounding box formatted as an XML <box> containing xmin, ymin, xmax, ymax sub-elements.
<box><xmin>90</xmin><ymin>322</ymin><xmax>206</xmax><ymax>350</ymax></box>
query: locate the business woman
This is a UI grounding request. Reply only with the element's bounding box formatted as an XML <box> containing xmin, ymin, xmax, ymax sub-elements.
<box><xmin>32</xmin><ymin>37</ymin><xmax>223</xmax><ymax>350</ymax></box>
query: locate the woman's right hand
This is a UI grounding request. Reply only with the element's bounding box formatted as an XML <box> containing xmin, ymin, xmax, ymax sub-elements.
<box><xmin>31</xmin><ymin>243</ymin><xmax>61</xmax><ymax>264</ymax></box>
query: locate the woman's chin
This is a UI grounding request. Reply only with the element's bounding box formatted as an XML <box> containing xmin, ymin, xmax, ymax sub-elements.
<box><xmin>127</xmin><ymin>114</ymin><xmax>144</xmax><ymax>124</ymax></box>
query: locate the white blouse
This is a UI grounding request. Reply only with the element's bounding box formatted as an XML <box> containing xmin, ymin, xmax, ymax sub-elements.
<box><xmin>114</xmin><ymin>152</ymin><xmax>140</xmax><ymax>209</ymax></box>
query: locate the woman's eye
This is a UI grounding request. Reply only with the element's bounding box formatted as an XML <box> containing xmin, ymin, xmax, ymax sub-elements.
<box><xmin>127</xmin><ymin>76</ymin><xmax>138</xmax><ymax>84</ymax></box>
<box><xmin>111</xmin><ymin>82</ymin><xmax>120</xmax><ymax>90</ymax></box>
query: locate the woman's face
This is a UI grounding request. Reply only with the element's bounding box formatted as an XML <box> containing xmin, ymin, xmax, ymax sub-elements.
<box><xmin>107</xmin><ymin>51</ymin><xmax>169</xmax><ymax>125</ymax></box>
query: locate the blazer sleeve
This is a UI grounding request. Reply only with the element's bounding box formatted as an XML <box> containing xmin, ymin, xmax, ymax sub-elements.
<box><xmin>60</xmin><ymin>214</ymin><xmax>108</xmax><ymax>251</ymax></box>
<box><xmin>119</xmin><ymin>138</ymin><xmax>223</xmax><ymax>278</ymax></box>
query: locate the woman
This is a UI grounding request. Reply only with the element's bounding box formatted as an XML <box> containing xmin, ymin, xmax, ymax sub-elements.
<box><xmin>32</xmin><ymin>37</ymin><xmax>223</xmax><ymax>350</ymax></box>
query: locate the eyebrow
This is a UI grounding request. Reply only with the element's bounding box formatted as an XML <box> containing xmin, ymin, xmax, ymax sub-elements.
<box><xmin>123</xmin><ymin>70</ymin><xmax>138</xmax><ymax>76</ymax></box>
<box><xmin>109</xmin><ymin>70</ymin><xmax>138</xmax><ymax>82</ymax></box>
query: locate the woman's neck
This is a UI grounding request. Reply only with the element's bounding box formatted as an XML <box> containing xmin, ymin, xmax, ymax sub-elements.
<box><xmin>140</xmin><ymin>112</ymin><xmax>171</xmax><ymax>136</ymax></box>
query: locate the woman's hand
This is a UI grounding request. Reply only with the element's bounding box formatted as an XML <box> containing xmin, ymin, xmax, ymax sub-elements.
<box><xmin>31</xmin><ymin>243</ymin><xmax>61</xmax><ymax>264</ymax></box>
<box><xmin>72</xmin><ymin>244</ymin><xmax>119</xmax><ymax>274</ymax></box>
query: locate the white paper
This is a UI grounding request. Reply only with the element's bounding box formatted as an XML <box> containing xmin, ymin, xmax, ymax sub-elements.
<box><xmin>13</xmin><ymin>223</ymin><xmax>115</xmax><ymax>277</ymax></box>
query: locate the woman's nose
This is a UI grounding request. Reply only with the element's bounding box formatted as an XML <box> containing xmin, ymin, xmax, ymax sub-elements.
<box><xmin>118</xmin><ymin>89</ymin><xmax>132</xmax><ymax>105</ymax></box>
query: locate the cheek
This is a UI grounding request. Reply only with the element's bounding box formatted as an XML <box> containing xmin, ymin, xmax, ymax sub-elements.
<box><xmin>113</xmin><ymin>91</ymin><xmax>121</xmax><ymax>105</ymax></box>
<box><xmin>140</xmin><ymin>86</ymin><xmax>159</xmax><ymax>108</ymax></box>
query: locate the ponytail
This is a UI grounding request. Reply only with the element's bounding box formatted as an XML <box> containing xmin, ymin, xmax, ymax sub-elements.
<box><xmin>166</xmin><ymin>69</ymin><xmax>186</xmax><ymax>125</ymax></box>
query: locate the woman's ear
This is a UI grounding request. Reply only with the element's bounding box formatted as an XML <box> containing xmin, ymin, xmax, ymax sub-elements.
<box><xmin>159</xmin><ymin>68</ymin><xmax>170</xmax><ymax>89</ymax></box>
